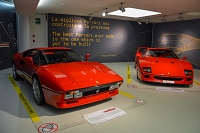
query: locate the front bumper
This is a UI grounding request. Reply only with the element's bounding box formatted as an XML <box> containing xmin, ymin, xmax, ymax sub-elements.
<box><xmin>139</xmin><ymin>73</ymin><xmax>193</xmax><ymax>85</ymax></box>
<box><xmin>43</xmin><ymin>88</ymin><xmax>118</xmax><ymax>108</ymax></box>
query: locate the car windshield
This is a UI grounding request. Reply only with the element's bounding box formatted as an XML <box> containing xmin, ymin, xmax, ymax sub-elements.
<box><xmin>145</xmin><ymin>49</ymin><xmax>178</xmax><ymax>58</ymax></box>
<box><xmin>39</xmin><ymin>49</ymin><xmax>84</xmax><ymax>65</ymax></box>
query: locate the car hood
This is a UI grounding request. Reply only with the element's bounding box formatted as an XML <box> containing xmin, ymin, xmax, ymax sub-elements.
<box><xmin>140</xmin><ymin>58</ymin><xmax>193</xmax><ymax>76</ymax></box>
<box><xmin>44</xmin><ymin>62</ymin><xmax>118</xmax><ymax>85</ymax></box>
<box><xmin>58</xmin><ymin>62</ymin><xmax>109</xmax><ymax>81</ymax></box>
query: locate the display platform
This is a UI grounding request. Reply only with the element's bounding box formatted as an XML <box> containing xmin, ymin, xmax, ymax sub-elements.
<box><xmin>1</xmin><ymin>62</ymin><xmax>200</xmax><ymax>133</ymax></box>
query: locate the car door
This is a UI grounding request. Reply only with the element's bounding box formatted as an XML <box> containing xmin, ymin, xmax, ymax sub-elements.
<box><xmin>21</xmin><ymin>49</ymin><xmax>39</xmax><ymax>83</ymax></box>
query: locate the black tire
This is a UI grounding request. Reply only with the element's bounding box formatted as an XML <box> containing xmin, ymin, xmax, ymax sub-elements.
<box><xmin>32</xmin><ymin>76</ymin><xmax>45</xmax><ymax>105</ymax></box>
<box><xmin>12</xmin><ymin>63</ymin><xmax>21</xmax><ymax>80</ymax></box>
<box><xmin>136</xmin><ymin>69</ymin><xmax>139</xmax><ymax>80</ymax></box>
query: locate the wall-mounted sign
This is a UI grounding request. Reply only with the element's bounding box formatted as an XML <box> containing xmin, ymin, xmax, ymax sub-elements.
<box><xmin>35</xmin><ymin>18</ymin><xmax>41</xmax><ymax>25</ymax></box>
<box><xmin>47</xmin><ymin>13</ymin><xmax>152</xmax><ymax>62</ymax></box>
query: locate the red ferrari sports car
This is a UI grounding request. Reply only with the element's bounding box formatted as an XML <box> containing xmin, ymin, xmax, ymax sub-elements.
<box><xmin>12</xmin><ymin>47</ymin><xmax>123</xmax><ymax>108</ymax></box>
<box><xmin>135</xmin><ymin>47</ymin><xmax>193</xmax><ymax>85</ymax></box>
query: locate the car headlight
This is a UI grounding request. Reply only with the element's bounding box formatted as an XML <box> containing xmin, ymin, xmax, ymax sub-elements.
<box><xmin>65</xmin><ymin>94</ymin><xmax>73</xmax><ymax>99</ymax></box>
<box><xmin>143</xmin><ymin>67</ymin><xmax>151</xmax><ymax>73</ymax></box>
<box><xmin>184</xmin><ymin>70</ymin><xmax>193</xmax><ymax>76</ymax></box>
<box><xmin>109</xmin><ymin>81</ymin><xmax>123</xmax><ymax>90</ymax></box>
<box><xmin>65</xmin><ymin>90</ymin><xmax>83</xmax><ymax>100</ymax></box>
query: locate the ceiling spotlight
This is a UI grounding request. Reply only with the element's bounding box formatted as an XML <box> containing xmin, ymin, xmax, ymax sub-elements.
<box><xmin>89</xmin><ymin>14</ymin><xmax>93</xmax><ymax>20</ymax></box>
<box><xmin>178</xmin><ymin>13</ymin><xmax>184</xmax><ymax>20</ymax></box>
<box><xmin>162</xmin><ymin>15</ymin><xmax>167</xmax><ymax>22</ymax></box>
<box><xmin>138</xmin><ymin>21</ymin><xmax>142</xmax><ymax>25</ymax></box>
<box><xmin>119</xmin><ymin>3</ymin><xmax>126</xmax><ymax>12</ymax></box>
<box><xmin>146</xmin><ymin>18</ymin><xmax>150</xmax><ymax>24</ymax></box>
<box><xmin>102</xmin><ymin>8</ymin><xmax>108</xmax><ymax>16</ymax></box>
<box><xmin>102</xmin><ymin>12</ymin><xmax>106</xmax><ymax>16</ymax></box>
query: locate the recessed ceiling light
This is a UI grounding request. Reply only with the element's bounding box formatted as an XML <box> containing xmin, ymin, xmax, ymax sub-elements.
<box><xmin>61</xmin><ymin>4</ymin><xmax>66</xmax><ymax>6</ymax></box>
<box><xmin>108</xmin><ymin>8</ymin><xmax>161</xmax><ymax>18</ymax></box>
<box><xmin>1</xmin><ymin>0</ymin><xmax>14</xmax><ymax>6</ymax></box>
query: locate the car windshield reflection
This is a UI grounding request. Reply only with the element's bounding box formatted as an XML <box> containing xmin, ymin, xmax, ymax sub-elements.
<box><xmin>145</xmin><ymin>50</ymin><xmax>178</xmax><ymax>58</ymax></box>
<box><xmin>39</xmin><ymin>50</ymin><xmax>84</xmax><ymax>65</ymax></box>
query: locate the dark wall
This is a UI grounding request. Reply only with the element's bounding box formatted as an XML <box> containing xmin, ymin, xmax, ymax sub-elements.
<box><xmin>47</xmin><ymin>13</ymin><xmax>152</xmax><ymax>62</ymax></box>
<box><xmin>2</xmin><ymin>3</ymin><xmax>199</xmax><ymax>70</ymax></box>
<box><xmin>0</xmin><ymin>1</ymin><xmax>17</xmax><ymax>70</ymax></box>
<box><xmin>152</xmin><ymin>19</ymin><xmax>200</xmax><ymax>69</ymax></box>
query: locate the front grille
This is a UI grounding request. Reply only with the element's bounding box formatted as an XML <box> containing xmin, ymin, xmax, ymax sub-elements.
<box><xmin>80</xmin><ymin>82</ymin><xmax>117</xmax><ymax>97</ymax></box>
<box><xmin>154</xmin><ymin>76</ymin><xmax>183</xmax><ymax>81</ymax></box>
<box><xmin>83</xmin><ymin>87</ymin><xmax>110</xmax><ymax>96</ymax></box>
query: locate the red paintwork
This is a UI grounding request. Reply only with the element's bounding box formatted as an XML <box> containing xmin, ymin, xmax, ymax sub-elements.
<box><xmin>135</xmin><ymin>47</ymin><xmax>194</xmax><ymax>85</ymax></box>
<box><xmin>13</xmin><ymin>47</ymin><xmax>123</xmax><ymax>108</ymax></box>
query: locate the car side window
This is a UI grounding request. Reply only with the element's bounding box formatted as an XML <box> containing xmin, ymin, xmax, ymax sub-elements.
<box><xmin>23</xmin><ymin>49</ymin><xmax>39</xmax><ymax>65</ymax></box>
<box><xmin>21</xmin><ymin>50</ymin><xmax>30</xmax><ymax>57</ymax></box>
<box><xmin>23</xmin><ymin>50</ymin><xmax>36</xmax><ymax>57</ymax></box>
<box><xmin>138</xmin><ymin>48</ymin><xmax>146</xmax><ymax>53</ymax></box>
<box><xmin>39</xmin><ymin>51</ymin><xmax>47</xmax><ymax>65</ymax></box>
<box><xmin>32</xmin><ymin>51</ymin><xmax>39</xmax><ymax>65</ymax></box>
<box><xmin>142</xmin><ymin>49</ymin><xmax>146</xmax><ymax>56</ymax></box>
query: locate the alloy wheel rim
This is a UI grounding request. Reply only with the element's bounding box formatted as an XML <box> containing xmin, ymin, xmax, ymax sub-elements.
<box><xmin>33</xmin><ymin>79</ymin><xmax>40</xmax><ymax>102</ymax></box>
<box><xmin>12</xmin><ymin>65</ymin><xmax>16</xmax><ymax>78</ymax></box>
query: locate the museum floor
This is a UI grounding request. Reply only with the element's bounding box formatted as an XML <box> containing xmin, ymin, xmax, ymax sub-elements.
<box><xmin>0</xmin><ymin>62</ymin><xmax>200</xmax><ymax>133</ymax></box>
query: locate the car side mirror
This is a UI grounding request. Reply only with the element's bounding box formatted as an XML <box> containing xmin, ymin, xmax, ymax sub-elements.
<box><xmin>182</xmin><ymin>56</ymin><xmax>187</xmax><ymax>60</ymax></box>
<box><xmin>24</xmin><ymin>57</ymin><xmax>33</xmax><ymax>65</ymax></box>
<box><xmin>85</xmin><ymin>54</ymin><xmax>90</xmax><ymax>61</ymax></box>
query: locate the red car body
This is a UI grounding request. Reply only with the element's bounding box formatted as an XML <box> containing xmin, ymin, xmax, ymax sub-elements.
<box><xmin>135</xmin><ymin>47</ymin><xmax>193</xmax><ymax>85</ymax></box>
<box><xmin>12</xmin><ymin>47</ymin><xmax>123</xmax><ymax>108</ymax></box>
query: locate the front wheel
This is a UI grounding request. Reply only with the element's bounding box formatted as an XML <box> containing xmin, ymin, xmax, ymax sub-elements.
<box><xmin>32</xmin><ymin>76</ymin><xmax>45</xmax><ymax>105</ymax></box>
<box><xmin>136</xmin><ymin>69</ymin><xmax>139</xmax><ymax>80</ymax></box>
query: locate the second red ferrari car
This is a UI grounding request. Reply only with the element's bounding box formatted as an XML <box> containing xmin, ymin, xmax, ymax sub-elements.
<box><xmin>135</xmin><ymin>47</ymin><xmax>193</xmax><ymax>85</ymax></box>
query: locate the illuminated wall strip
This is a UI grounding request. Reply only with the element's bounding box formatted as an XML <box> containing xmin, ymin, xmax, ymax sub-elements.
<box><xmin>119</xmin><ymin>90</ymin><xmax>134</xmax><ymax>98</ymax></box>
<box><xmin>8</xmin><ymin>76</ymin><xmax>41</xmax><ymax>123</ymax></box>
<box><xmin>194</xmin><ymin>80</ymin><xmax>200</xmax><ymax>86</ymax></box>
<box><xmin>127</xmin><ymin>65</ymin><xmax>131</xmax><ymax>84</ymax></box>
<box><xmin>0</xmin><ymin>44</ymin><xmax>10</xmax><ymax>47</ymax></box>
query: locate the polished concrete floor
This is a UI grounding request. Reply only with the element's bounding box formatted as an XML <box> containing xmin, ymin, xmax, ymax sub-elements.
<box><xmin>0</xmin><ymin>62</ymin><xmax>200</xmax><ymax>133</ymax></box>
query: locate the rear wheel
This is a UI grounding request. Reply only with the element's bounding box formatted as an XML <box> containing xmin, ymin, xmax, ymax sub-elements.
<box><xmin>12</xmin><ymin>63</ymin><xmax>21</xmax><ymax>80</ymax></box>
<box><xmin>32</xmin><ymin>76</ymin><xmax>45</xmax><ymax>105</ymax></box>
